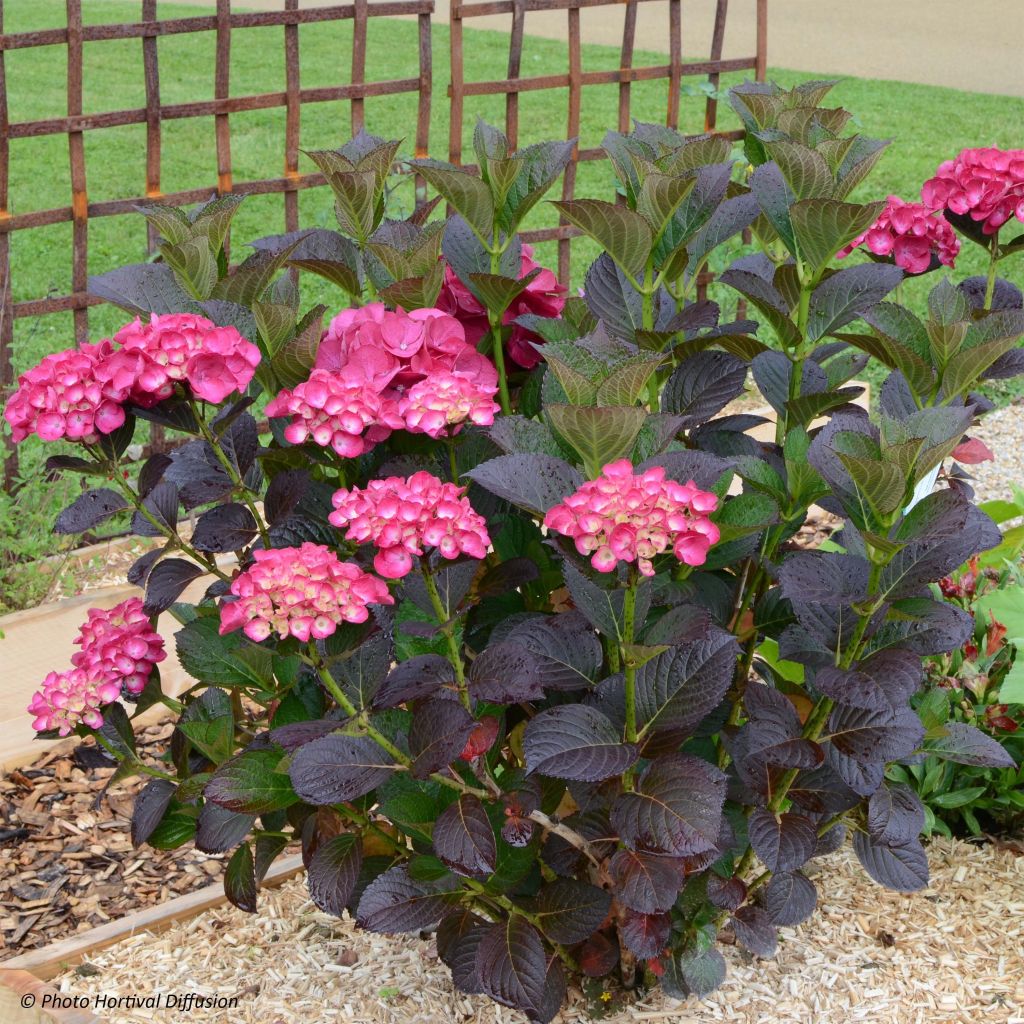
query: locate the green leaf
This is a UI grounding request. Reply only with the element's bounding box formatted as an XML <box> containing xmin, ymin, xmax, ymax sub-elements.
<box><xmin>837</xmin><ymin>453</ymin><xmax>907</xmax><ymax>516</ymax></box>
<box><xmin>596</xmin><ymin>355</ymin><xmax>664</xmax><ymax>406</ymax></box>
<box><xmin>415</xmin><ymin>160</ymin><xmax>495</xmax><ymax>241</ymax></box>
<box><xmin>210</xmin><ymin>241</ymin><xmax>300</xmax><ymax>306</ymax></box>
<box><xmin>637</xmin><ymin>173</ymin><xmax>697</xmax><ymax>236</ymax></box>
<box><xmin>205</xmin><ymin>748</ymin><xmax>298</xmax><ymax>815</ymax></box>
<box><xmin>765</xmin><ymin>141</ymin><xmax>834</xmax><ymax>200</ymax></box>
<box><xmin>379</xmin><ymin>263</ymin><xmax>445</xmax><ymax>310</ymax></box>
<box><xmin>252</xmin><ymin>301</ymin><xmax>296</xmax><ymax>358</ymax></box>
<box><xmin>175</xmin><ymin>616</ymin><xmax>274</xmax><ymax>689</ymax></box>
<box><xmin>160</xmin><ymin>237</ymin><xmax>218</xmax><ymax>300</ymax></box>
<box><xmin>790</xmin><ymin>199</ymin><xmax>885</xmax><ymax>272</ymax></box>
<box><xmin>784</xmin><ymin>385</ymin><xmax>863</xmax><ymax>427</ymax></box>
<box><xmin>543</xmin><ymin>353</ymin><xmax>600</xmax><ymax>406</ymax></box>
<box><xmin>271</xmin><ymin>304</ymin><xmax>327</xmax><ymax>390</ymax></box>
<box><xmin>552</xmin><ymin>199</ymin><xmax>653</xmax><ymax>279</ymax></box>
<box><xmin>546</xmin><ymin>405</ymin><xmax>647</xmax><ymax>477</ymax></box>
<box><xmin>942</xmin><ymin>336</ymin><xmax>1021</xmax><ymax>398</ymax></box>
<box><xmin>134</xmin><ymin>201</ymin><xmax>192</xmax><ymax>245</ymax></box>
<box><xmin>931</xmin><ymin>787</ymin><xmax>988</xmax><ymax>809</ymax></box>
<box><xmin>328</xmin><ymin>169</ymin><xmax>377</xmax><ymax>242</ymax></box>
<box><xmin>178</xmin><ymin>688</ymin><xmax>234</xmax><ymax>762</ymax></box>
<box><xmin>467</xmin><ymin>270</ymin><xmax>540</xmax><ymax>317</ymax></box>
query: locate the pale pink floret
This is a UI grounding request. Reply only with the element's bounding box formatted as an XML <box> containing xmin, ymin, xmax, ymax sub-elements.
<box><xmin>218</xmin><ymin>543</ymin><xmax>394</xmax><ymax>643</ymax></box>
<box><xmin>436</xmin><ymin>243</ymin><xmax>567</xmax><ymax>369</ymax></box>
<box><xmin>71</xmin><ymin>597</ymin><xmax>166</xmax><ymax>696</ymax></box>
<box><xmin>543</xmin><ymin>458</ymin><xmax>720</xmax><ymax>576</ymax></box>
<box><xmin>329</xmin><ymin>471</ymin><xmax>491</xmax><ymax>580</ymax></box>
<box><xmin>399</xmin><ymin>370</ymin><xmax>500</xmax><ymax>438</ymax></box>
<box><xmin>28</xmin><ymin>669</ymin><xmax>122</xmax><ymax>736</ymax></box>
<box><xmin>3</xmin><ymin>340</ymin><xmax>128</xmax><ymax>444</ymax></box>
<box><xmin>264</xmin><ymin>368</ymin><xmax>403</xmax><ymax>458</ymax></box>
<box><xmin>837</xmin><ymin>195</ymin><xmax>960</xmax><ymax>274</ymax></box>
<box><xmin>101</xmin><ymin>313</ymin><xmax>261</xmax><ymax>406</ymax></box>
<box><xmin>922</xmin><ymin>147</ymin><xmax>1024</xmax><ymax>235</ymax></box>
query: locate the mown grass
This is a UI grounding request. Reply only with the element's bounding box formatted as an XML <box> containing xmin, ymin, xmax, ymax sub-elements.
<box><xmin>3</xmin><ymin>0</ymin><xmax>1024</xmax><ymax>607</ymax></box>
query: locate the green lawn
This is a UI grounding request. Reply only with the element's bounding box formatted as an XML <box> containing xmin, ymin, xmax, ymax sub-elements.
<box><xmin>3</xmin><ymin>0</ymin><xmax>1024</xmax><ymax>608</ymax></box>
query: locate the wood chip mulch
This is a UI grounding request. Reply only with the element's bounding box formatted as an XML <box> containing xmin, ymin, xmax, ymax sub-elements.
<box><xmin>0</xmin><ymin>722</ymin><xmax>226</xmax><ymax>958</ymax></box>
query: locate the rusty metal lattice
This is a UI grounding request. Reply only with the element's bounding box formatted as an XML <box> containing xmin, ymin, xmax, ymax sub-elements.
<box><xmin>0</xmin><ymin>0</ymin><xmax>766</xmax><ymax>488</ymax></box>
<box><xmin>449</xmin><ymin>0</ymin><xmax>768</xmax><ymax>283</ymax></box>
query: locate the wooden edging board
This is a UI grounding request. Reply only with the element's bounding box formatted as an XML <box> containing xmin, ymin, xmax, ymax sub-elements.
<box><xmin>1</xmin><ymin>855</ymin><xmax>305</xmax><ymax>982</ymax></box>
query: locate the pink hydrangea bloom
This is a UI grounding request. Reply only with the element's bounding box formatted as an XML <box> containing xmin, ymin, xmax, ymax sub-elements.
<box><xmin>838</xmin><ymin>195</ymin><xmax>960</xmax><ymax>274</ymax></box>
<box><xmin>71</xmin><ymin>597</ymin><xmax>166</xmax><ymax>697</ymax></box>
<box><xmin>218</xmin><ymin>543</ymin><xmax>394</xmax><ymax>643</ymax></box>
<box><xmin>28</xmin><ymin>669</ymin><xmax>122</xmax><ymax>736</ymax></box>
<box><xmin>543</xmin><ymin>459</ymin><xmax>720</xmax><ymax>576</ymax></box>
<box><xmin>264</xmin><ymin>368</ymin><xmax>403</xmax><ymax>458</ymax></box>
<box><xmin>329</xmin><ymin>471</ymin><xmax>491</xmax><ymax>579</ymax></box>
<box><xmin>316</xmin><ymin>304</ymin><xmax>469</xmax><ymax>388</ymax></box>
<box><xmin>399</xmin><ymin>368</ymin><xmax>500</xmax><ymax>438</ymax></box>
<box><xmin>101</xmin><ymin>313</ymin><xmax>261</xmax><ymax>406</ymax></box>
<box><xmin>4</xmin><ymin>340</ymin><xmax>127</xmax><ymax>444</ymax></box>
<box><xmin>922</xmin><ymin>147</ymin><xmax>1024</xmax><ymax>235</ymax></box>
<box><xmin>436</xmin><ymin>244</ymin><xmax>567</xmax><ymax>369</ymax></box>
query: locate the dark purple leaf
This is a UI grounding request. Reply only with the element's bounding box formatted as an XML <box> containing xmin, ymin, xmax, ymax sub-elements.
<box><xmin>867</xmin><ymin>783</ymin><xmax>925</xmax><ymax>846</ymax></box>
<box><xmin>433</xmin><ymin>795</ymin><xmax>497</xmax><ymax>878</ymax></box>
<box><xmin>437</xmin><ymin>910</ymin><xmax>488</xmax><ymax>994</ymax></box>
<box><xmin>813</xmin><ymin>665</ymin><xmax>888</xmax><ymax>711</ymax></box>
<box><xmin>670</xmin><ymin>944</ymin><xmax>727</xmax><ymax>997</ymax></box>
<box><xmin>730</xmin><ymin>904</ymin><xmax>778</xmax><ymax>958</ymax></box>
<box><xmin>852</xmin><ymin>833</ymin><xmax>929</xmax><ymax>892</ymax></box>
<box><xmin>268</xmin><ymin>719</ymin><xmax>341</xmax><ymax>753</ymax></box>
<box><xmin>827</xmin><ymin>743</ymin><xmax>886</xmax><ymax>797</ymax></box>
<box><xmin>806</xmin><ymin>262</ymin><xmax>903</xmax><ymax>342</ymax></box>
<box><xmin>506</xmin><ymin>612</ymin><xmax>603</xmax><ymax>691</ymax></box>
<box><xmin>763</xmin><ymin>871</ymin><xmax>817</xmax><ymax>925</ymax></box>
<box><xmin>127</xmin><ymin>547</ymin><xmax>164</xmax><ymax>588</ymax></box>
<box><xmin>191</xmin><ymin>503</ymin><xmax>258</xmax><ymax>553</ymax></box>
<box><xmin>748</xmin><ymin>809</ymin><xmax>817</xmax><ymax>872</ymax></box>
<box><xmin>620</xmin><ymin>910</ymin><xmax>672</xmax><ymax>959</ymax></box>
<box><xmin>662</xmin><ymin>350</ymin><xmax>748</xmax><ymax>428</ymax></box>
<box><xmin>634</xmin><ymin>627</ymin><xmax>739</xmax><ymax>736</ymax></box>
<box><xmin>637</xmin><ymin>449</ymin><xmax>734</xmax><ymax>491</ymax></box>
<box><xmin>196</xmin><ymin>801</ymin><xmax>256</xmax><ymax>853</ymax></box>
<box><xmin>876</xmin><ymin>598</ymin><xmax>974</xmax><ymax>656</ymax></box>
<box><xmin>777</xmin><ymin>551</ymin><xmax>870</xmax><ymax>605</ymax></box>
<box><xmin>409</xmin><ymin>699</ymin><xmax>475</xmax><ymax>779</ymax></box>
<box><xmin>608</xmin><ymin>849</ymin><xmax>685</xmax><ymax>913</ymax></box>
<box><xmin>815</xmin><ymin>820</ymin><xmax>847</xmax><ymax>857</ymax></box>
<box><xmin>475</xmin><ymin>917</ymin><xmax>554</xmax><ymax>1022</ymax></box>
<box><xmin>857</xmin><ymin>648</ymin><xmax>923</xmax><ymax>709</ymax></box>
<box><xmin>464</xmin><ymin>454</ymin><xmax>584</xmax><ymax>517</ymax></box>
<box><xmin>143</xmin><ymin>558</ymin><xmax>206</xmax><ymax>614</ymax></box>
<box><xmin>372</xmin><ymin>655</ymin><xmax>455</xmax><ymax>709</ymax></box>
<box><xmin>131</xmin><ymin>480</ymin><xmax>179</xmax><ymax>537</ymax></box>
<box><xmin>469</xmin><ymin>643</ymin><xmax>546</xmax><ymax>703</ymax></box>
<box><xmin>54</xmin><ymin>488</ymin><xmax>127</xmax><ymax>534</ymax></box>
<box><xmin>264</xmin><ymin>469</ymin><xmax>309</xmax><ymax>524</ymax></box>
<box><xmin>224</xmin><ymin>842</ymin><xmax>257</xmax><ymax>913</ymax></box>
<box><xmin>924</xmin><ymin>722</ymin><xmax>1016</xmax><ymax>768</ymax></box>
<box><xmin>610</xmin><ymin>753</ymin><xmax>726</xmax><ymax>857</ymax></box>
<box><xmin>356</xmin><ymin>865</ymin><xmax>449</xmax><ymax>933</ymax></box>
<box><xmin>308</xmin><ymin>834</ymin><xmax>363</xmax><ymax>916</ymax></box>
<box><xmin>288</xmin><ymin>734</ymin><xmax>397</xmax><ymax>804</ymax></box>
<box><xmin>131</xmin><ymin>779</ymin><xmax>176</xmax><ymax>848</ymax></box>
<box><xmin>524</xmin><ymin>705</ymin><xmax>638</xmax><ymax>782</ymax></box>
<box><xmin>706</xmin><ymin>874</ymin><xmax>747</xmax><ymax>911</ymax></box>
<box><xmin>476</xmin><ymin>557</ymin><xmax>540</xmax><ymax>597</ymax></box>
<box><xmin>827</xmin><ymin>705</ymin><xmax>924</xmax><ymax>765</ymax></box>
<box><xmin>526</xmin><ymin>879</ymin><xmax>611</xmax><ymax>945</ymax></box>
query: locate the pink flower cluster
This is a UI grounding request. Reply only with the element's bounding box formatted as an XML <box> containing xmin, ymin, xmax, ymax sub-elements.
<box><xmin>27</xmin><ymin>597</ymin><xmax>165</xmax><ymax>736</ymax></box>
<box><xmin>4</xmin><ymin>341</ymin><xmax>127</xmax><ymax>444</ymax></box>
<box><xmin>543</xmin><ymin>459</ymin><xmax>720</xmax><ymax>576</ymax></box>
<box><xmin>838</xmin><ymin>195</ymin><xmax>960</xmax><ymax>275</ymax></box>
<box><xmin>329</xmin><ymin>471</ymin><xmax>491</xmax><ymax>579</ymax></box>
<box><xmin>28</xmin><ymin>670</ymin><xmax>122</xmax><ymax>736</ymax></box>
<box><xmin>436</xmin><ymin>244</ymin><xmax>567</xmax><ymax>369</ymax></box>
<box><xmin>4</xmin><ymin>314</ymin><xmax>261</xmax><ymax>445</ymax></box>
<box><xmin>71</xmin><ymin>597</ymin><xmax>167</xmax><ymax>697</ymax></box>
<box><xmin>103</xmin><ymin>313</ymin><xmax>261</xmax><ymax>406</ymax></box>
<box><xmin>218</xmin><ymin>543</ymin><xmax>394</xmax><ymax>643</ymax></box>
<box><xmin>268</xmin><ymin>305</ymin><xmax>499</xmax><ymax>456</ymax></box>
<box><xmin>922</xmin><ymin>147</ymin><xmax>1024</xmax><ymax>235</ymax></box>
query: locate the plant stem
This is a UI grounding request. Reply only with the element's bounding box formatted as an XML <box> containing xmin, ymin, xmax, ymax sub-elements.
<box><xmin>446</xmin><ymin>437</ymin><xmax>460</xmax><ymax>483</ymax></box>
<box><xmin>420</xmin><ymin>562</ymin><xmax>470</xmax><ymax>709</ymax></box>
<box><xmin>621</xmin><ymin>570</ymin><xmax>640</xmax><ymax>788</ymax></box>
<box><xmin>487</xmin><ymin>247</ymin><xmax>512</xmax><ymax>414</ymax></box>
<box><xmin>984</xmin><ymin>233</ymin><xmax>1000</xmax><ymax>311</ymax></box>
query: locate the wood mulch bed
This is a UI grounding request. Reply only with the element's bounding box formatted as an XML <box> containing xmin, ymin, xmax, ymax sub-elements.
<box><xmin>0</xmin><ymin>722</ymin><xmax>227</xmax><ymax>958</ymax></box>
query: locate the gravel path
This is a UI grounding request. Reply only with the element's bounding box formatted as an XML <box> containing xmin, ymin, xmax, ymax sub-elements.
<box><xmin>967</xmin><ymin>403</ymin><xmax>1024</xmax><ymax>506</ymax></box>
<box><xmin>47</xmin><ymin>838</ymin><xmax>1024</xmax><ymax>1024</ymax></box>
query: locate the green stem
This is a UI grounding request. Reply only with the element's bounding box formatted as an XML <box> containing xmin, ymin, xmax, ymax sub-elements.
<box><xmin>984</xmin><ymin>234</ymin><xmax>1000</xmax><ymax>311</ymax></box>
<box><xmin>446</xmin><ymin>437</ymin><xmax>460</xmax><ymax>484</ymax></box>
<box><xmin>420</xmin><ymin>563</ymin><xmax>470</xmax><ymax>709</ymax></box>
<box><xmin>488</xmin><ymin>247</ymin><xmax>512</xmax><ymax>415</ymax></box>
<box><xmin>621</xmin><ymin>570</ymin><xmax>640</xmax><ymax>788</ymax></box>
<box><xmin>93</xmin><ymin>731</ymin><xmax>176</xmax><ymax>782</ymax></box>
<box><xmin>194</xmin><ymin>404</ymin><xmax>271</xmax><ymax>548</ymax></box>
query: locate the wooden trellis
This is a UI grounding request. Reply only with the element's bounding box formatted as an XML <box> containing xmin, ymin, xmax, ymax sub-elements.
<box><xmin>0</xmin><ymin>0</ymin><xmax>766</xmax><ymax>487</ymax></box>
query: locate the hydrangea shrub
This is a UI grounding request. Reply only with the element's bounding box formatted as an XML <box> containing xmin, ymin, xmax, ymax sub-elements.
<box><xmin>6</xmin><ymin>82</ymin><xmax>1024</xmax><ymax>1020</ymax></box>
